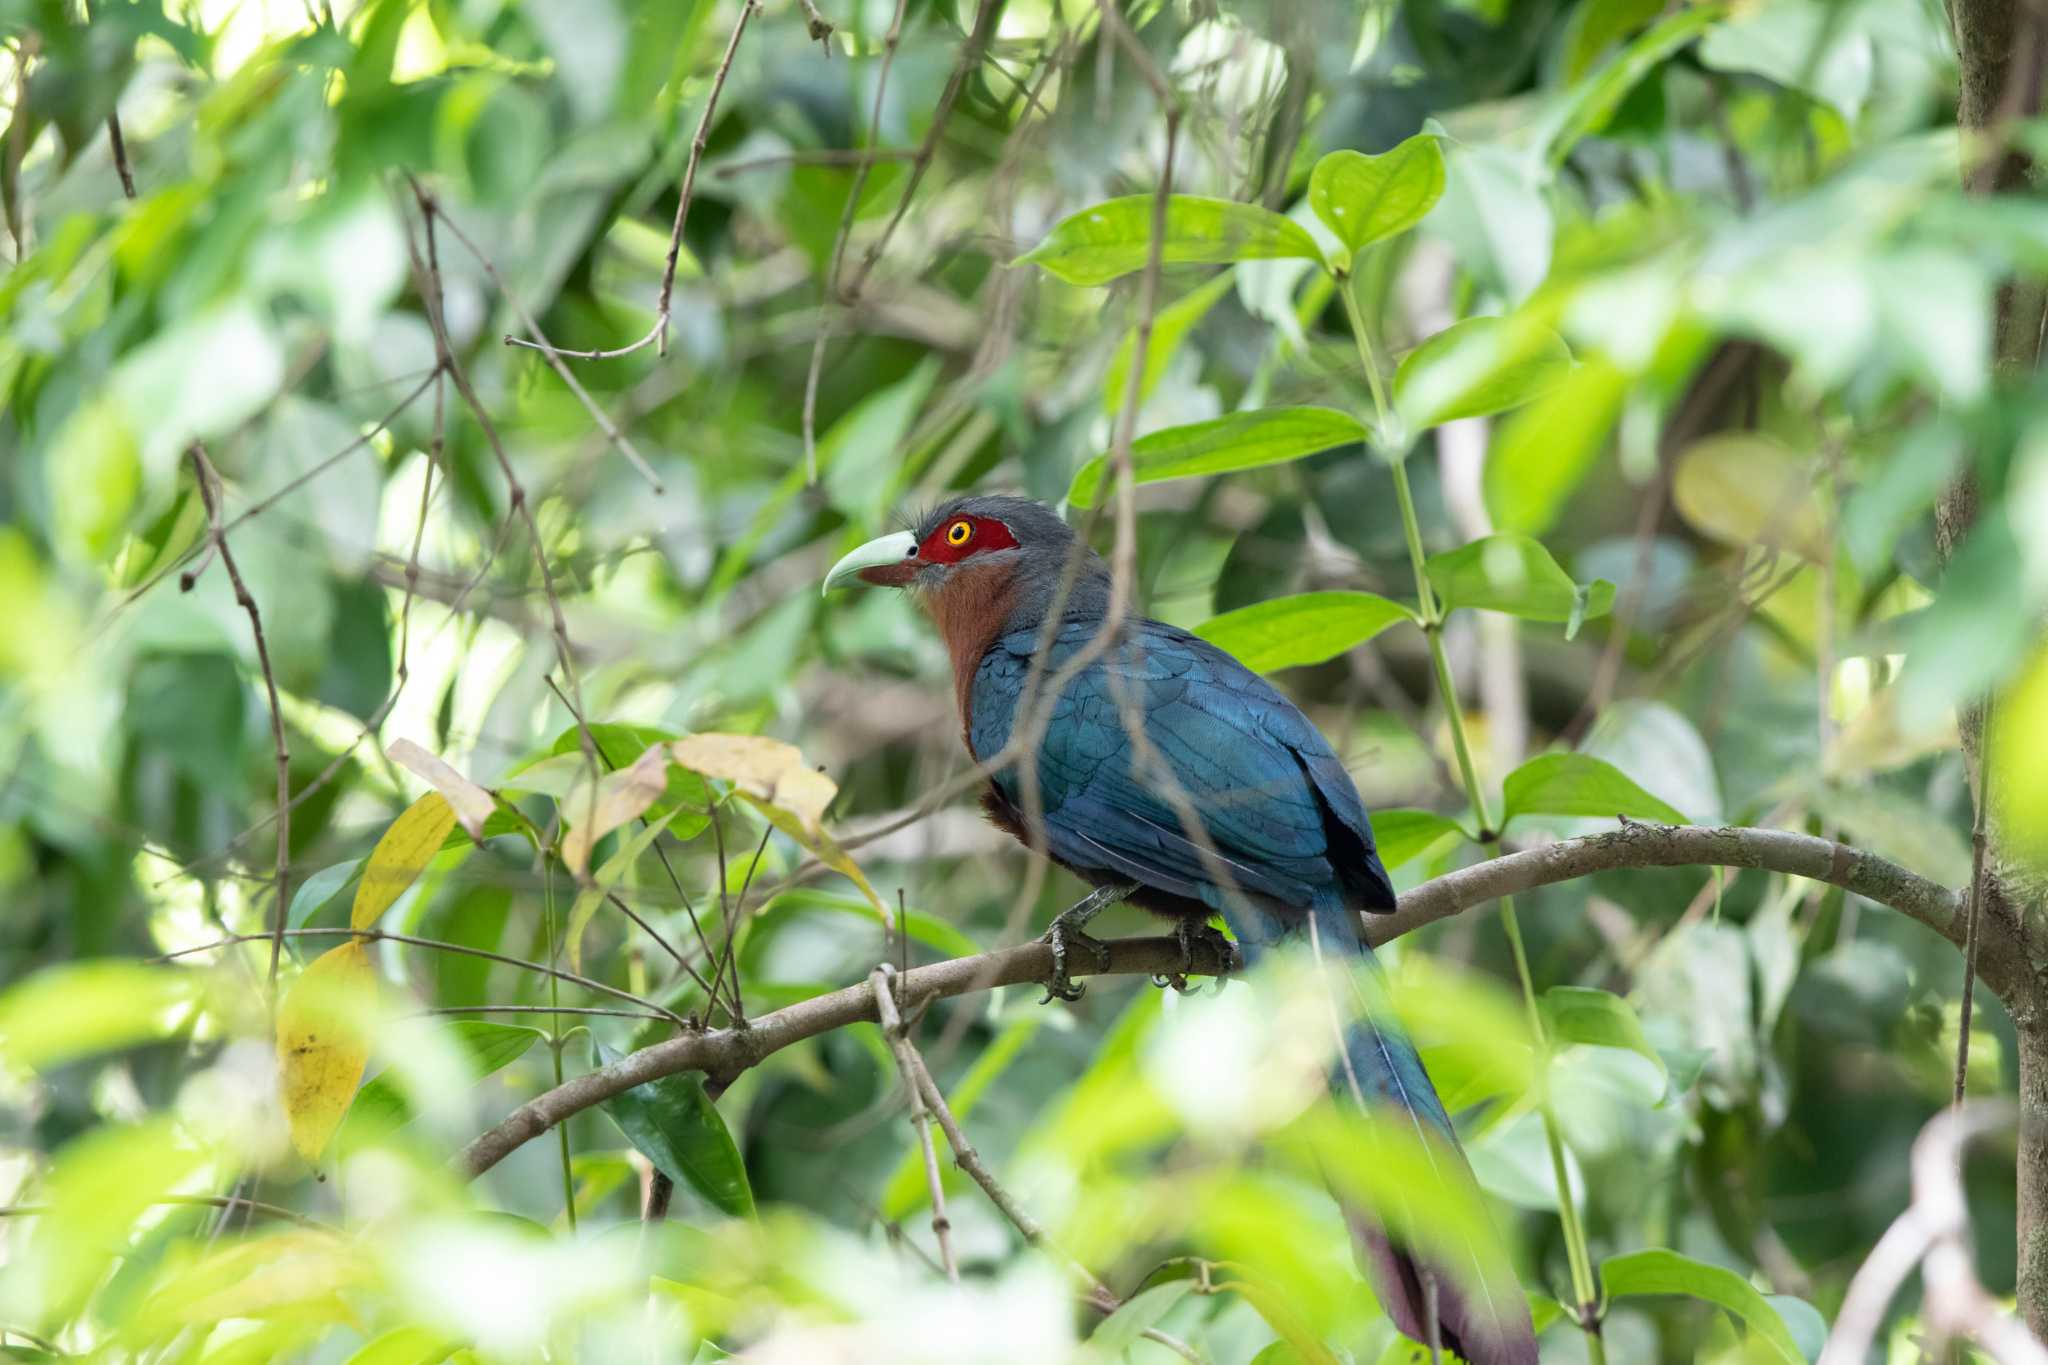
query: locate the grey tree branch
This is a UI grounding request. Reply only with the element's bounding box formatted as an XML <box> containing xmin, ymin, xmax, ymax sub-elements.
<box><xmin>1820</xmin><ymin>1103</ymin><xmax>2041</xmax><ymax>1365</ymax></box>
<box><xmin>459</xmin><ymin>821</ymin><xmax>1970</xmax><ymax>1179</ymax></box>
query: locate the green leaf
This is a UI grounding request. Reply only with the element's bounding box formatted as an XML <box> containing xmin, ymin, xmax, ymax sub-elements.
<box><xmin>1546</xmin><ymin>6</ymin><xmax>1727</xmax><ymax>162</ymax></box>
<box><xmin>1085</xmin><ymin>1280</ymin><xmax>1193</xmax><ymax>1355</ymax></box>
<box><xmin>1017</xmin><ymin>195</ymin><xmax>1322</xmax><ymax>286</ymax></box>
<box><xmin>289</xmin><ymin>860</ymin><xmax>363</xmax><ymax>929</ymax></box>
<box><xmin>0</xmin><ymin>961</ymin><xmax>201</xmax><ymax>1073</ymax></box>
<box><xmin>1104</xmin><ymin>270</ymin><xmax>1236</xmax><ymax>416</ymax></box>
<box><xmin>1600</xmin><ymin>1249</ymin><xmax>1805</xmax><ymax>1364</ymax></box>
<box><xmin>1501</xmin><ymin>753</ymin><xmax>1688</xmax><ymax>826</ymax></box>
<box><xmin>1542</xmin><ymin>986</ymin><xmax>1667</xmax><ymax>1086</ymax></box>
<box><xmin>1426</xmin><ymin>534</ymin><xmax>1616</xmax><ymax>628</ymax></box>
<box><xmin>1194</xmin><ymin>591</ymin><xmax>1416</xmax><ymax>672</ymax></box>
<box><xmin>1393</xmin><ymin>316</ymin><xmax>1571</xmax><ymax>432</ymax></box>
<box><xmin>1068</xmin><ymin>407</ymin><xmax>1367</xmax><ymax>509</ymax></box>
<box><xmin>1369</xmin><ymin>809</ymin><xmax>1470</xmax><ymax>867</ymax></box>
<box><xmin>1308</xmin><ymin>135</ymin><xmax>1446</xmax><ymax>261</ymax></box>
<box><xmin>1485</xmin><ymin>358</ymin><xmax>1627</xmax><ymax>536</ymax></box>
<box><xmin>598</xmin><ymin>1042</ymin><xmax>755</xmax><ymax>1218</ymax></box>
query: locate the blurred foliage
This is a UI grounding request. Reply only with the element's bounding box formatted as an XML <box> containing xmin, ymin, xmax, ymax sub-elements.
<box><xmin>0</xmin><ymin>0</ymin><xmax>2034</xmax><ymax>1359</ymax></box>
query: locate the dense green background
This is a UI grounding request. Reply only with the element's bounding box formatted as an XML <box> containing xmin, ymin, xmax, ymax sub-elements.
<box><xmin>0</xmin><ymin>0</ymin><xmax>2038</xmax><ymax>1360</ymax></box>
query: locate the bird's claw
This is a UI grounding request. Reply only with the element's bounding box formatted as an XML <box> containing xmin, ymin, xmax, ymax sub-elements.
<box><xmin>1149</xmin><ymin>919</ymin><xmax>1233</xmax><ymax>996</ymax></box>
<box><xmin>1040</xmin><ymin>918</ymin><xmax>1112</xmax><ymax>1005</ymax></box>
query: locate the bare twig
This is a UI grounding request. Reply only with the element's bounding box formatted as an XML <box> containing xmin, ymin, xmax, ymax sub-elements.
<box><xmin>796</xmin><ymin>0</ymin><xmax>833</xmax><ymax>46</ymax></box>
<box><xmin>0</xmin><ymin>1193</ymin><xmax>320</xmax><ymax>1229</ymax></box>
<box><xmin>181</xmin><ymin>447</ymin><xmax>294</xmax><ymax>993</ymax></box>
<box><xmin>157</xmin><ymin>927</ymin><xmax>689</xmax><ymax>1028</ymax></box>
<box><xmin>1821</xmin><ymin>1104</ymin><xmax>2040</xmax><ymax>1365</ymax></box>
<box><xmin>410</xmin><ymin>179</ymin><xmax>662</xmax><ymax>491</ymax></box>
<box><xmin>107</xmin><ymin>106</ymin><xmax>136</xmax><ymax>199</ymax></box>
<box><xmin>505</xmin><ymin>0</ymin><xmax>760</xmax><ymax>361</ymax></box>
<box><xmin>871</xmin><ymin>967</ymin><xmax>958</xmax><ymax>1282</ymax></box>
<box><xmin>1956</xmin><ymin>697</ymin><xmax>1994</xmax><ymax>1107</ymax></box>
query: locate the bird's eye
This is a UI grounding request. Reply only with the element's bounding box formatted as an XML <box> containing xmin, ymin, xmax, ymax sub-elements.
<box><xmin>946</xmin><ymin>519</ymin><xmax>973</xmax><ymax>547</ymax></box>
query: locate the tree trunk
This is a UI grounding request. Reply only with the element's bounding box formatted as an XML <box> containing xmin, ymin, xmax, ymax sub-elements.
<box><xmin>1949</xmin><ymin>0</ymin><xmax>2048</xmax><ymax>1338</ymax></box>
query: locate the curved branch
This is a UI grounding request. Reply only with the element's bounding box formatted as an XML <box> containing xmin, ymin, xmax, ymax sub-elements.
<box><xmin>460</xmin><ymin>822</ymin><xmax>1969</xmax><ymax>1180</ymax></box>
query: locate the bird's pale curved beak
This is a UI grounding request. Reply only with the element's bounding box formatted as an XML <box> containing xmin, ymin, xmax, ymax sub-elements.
<box><xmin>822</xmin><ymin>530</ymin><xmax>921</xmax><ymax>595</ymax></box>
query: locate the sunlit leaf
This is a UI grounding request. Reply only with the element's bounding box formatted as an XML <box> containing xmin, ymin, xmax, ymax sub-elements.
<box><xmin>388</xmin><ymin>740</ymin><xmax>498</xmax><ymax>842</ymax></box>
<box><xmin>1308</xmin><ymin>135</ymin><xmax>1446</xmax><ymax>261</ymax></box>
<box><xmin>669</xmin><ymin>734</ymin><xmax>835</xmax><ymax>834</ymax></box>
<box><xmin>1485</xmin><ymin>358</ymin><xmax>1626</xmax><ymax>536</ymax></box>
<box><xmin>597</xmin><ymin>1042</ymin><xmax>755</xmax><ymax>1218</ymax></box>
<box><xmin>1600</xmin><ymin>1248</ymin><xmax>1805</xmax><ymax>1363</ymax></box>
<box><xmin>1368</xmin><ymin>809</ymin><xmax>1470</xmax><ymax>867</ymax></box>
<box><xmin>277</xmin><ymin>939</ymin><xmax>376</xmax><ymax>1161</ymax></box>
<box><xmin>1195</xmin><ymin>591</ymin><xmax>1417</xmax><ymax>672</ymax></box>
<box><xmin>1069</xmin><ymin>407</ymin><xmax>1368</xmax><ymax>509</ymax></box>
<box><xmin>1500</xmin><ymin>753</ymin><xmax>1688</xmax><ymax>826</ymax></box>
<box><xmin>4</xmin><ymin>1118</ymin><xmax>210</xmax><ymax>1329</ymax></box>
<box><xmin>1018</xmin><ymin>195</ymin><xmax>1322</xmax><ymax>286</ymax></box>
<box><xmin>352</xmin><ymin>793</ymin><xmax>460</xmax><ymax>932</ymax></box>
<box><xmin>131</xmin><ymin>1227</ymin><xmax>369</xmax><ymax>1332</ymax></box>
<box><xmin>0</xmin><ymin>960</ymin><xmax>202</xmax><ymax>1074</ymax></box>
<box><xmin>344</xmin><ymin>1325</ymin><xmax>459</xmax><ymax>1365</ymax></box>
<box><xmin>1426</xmin><ymin>534</ymin><xmax>1615</xmax><ymax>629</ymax></box>
<box><xmin>1393</xmin><ymin>316</ymin><xmax>1571</xmax><ymax>432</ymax></box>
<box><xmin>546</xmin><ymin>723</ymin><xmax>710</xmax><ymax>839</ymax></box>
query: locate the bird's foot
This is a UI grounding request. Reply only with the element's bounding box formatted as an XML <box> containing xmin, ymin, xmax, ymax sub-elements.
<box><xmin>1039</xmin><ymin>889</ymin><xmax>1127</xmax><ymax>1005</ymax></box>
<box><xmin>1152</xmin><ymin>919</ymin><xmax>1233</xmax><ymax>995</ymax></box>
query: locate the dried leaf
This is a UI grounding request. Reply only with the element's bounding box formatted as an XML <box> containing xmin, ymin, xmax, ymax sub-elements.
<box><xmin>387</xmin><ymin>739</ymin><xmax>496</xmax><ymax>841</ymax></box>
<box><xmin>668</xmin><ymin>734</ymin><xmax>837</xmax><ymax>834</ymax></box>
<box><xmin>276</xmin><ymin>940</ymin><xmax>375</xmax><ymax>1161</ymax></box>
<box><xmin>559</xmin><ymin>744</ymin><xmax>671</xmax><ymax>879</ymax></box>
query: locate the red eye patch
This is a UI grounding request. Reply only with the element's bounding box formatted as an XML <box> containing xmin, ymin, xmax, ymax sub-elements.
<box><xmin>918</xmin><ymin>515</ymin><xmax>1019</xmax><ymax>564</ymax></box>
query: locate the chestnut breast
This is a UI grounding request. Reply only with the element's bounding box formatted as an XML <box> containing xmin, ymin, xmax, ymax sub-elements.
<box><xmin>923</xmin><ymin>559</ymin><xmax>1021</xmax><ymax>745</ymax></box>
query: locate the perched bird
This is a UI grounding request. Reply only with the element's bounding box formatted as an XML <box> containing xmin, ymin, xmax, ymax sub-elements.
<box><xmin>824</xmin><ymin>494</ymin><xmax>1535</xmax><ymax>1364</ymax></box>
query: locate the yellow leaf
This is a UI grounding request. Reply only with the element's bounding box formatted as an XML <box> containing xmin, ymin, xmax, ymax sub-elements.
<box><xmin>669</xmin><ymin>734</ymin><xmax>837</xmax><ymax>834</ymax></box>
<box><xmin>352</xmin><ymin>793</ymin><xmax>459</xmax><ymax>931</ymax></box>
<box><xmin>387</xmin><ymin>739</ymin><xmax>496</xmax><ymax>841</ymax></box>
<box><xmin>559</xmin><ymin>743</ymin><xmax>670</xmax><ymax>878</ymax></box>
<box><xmin>276</xmin><ymin>941</ymin><xmax>375</xmax><ymax>1161</ymax></box>
<box><xmin>1671</xmin><ymin>434</ymin><xmax>1829</xmax><ymax>562</ymax></box>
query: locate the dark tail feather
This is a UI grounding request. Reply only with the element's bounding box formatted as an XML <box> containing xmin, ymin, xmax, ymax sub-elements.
<box><xmin>1221</xmin><ymin>899</ymin><xmax>1538</xmax><ymax>1365</ymax></box>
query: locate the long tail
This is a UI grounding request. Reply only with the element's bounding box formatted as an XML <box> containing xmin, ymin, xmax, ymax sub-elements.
<box><xmin>1221</xmin><ymin>898</ymin><xmax>1537</xmax><ymax>1365</ymax></box>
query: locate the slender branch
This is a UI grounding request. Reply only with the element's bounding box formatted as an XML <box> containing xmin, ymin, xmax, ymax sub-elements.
<box><xmin>1956</xmin><ymin>697</ymin><xmax>1994</xmax><ymax>1107</ymax></box>
<box><xmin>1</xmin><ymin>1193</ymin><xmax>319</xmax><ymax>1228</ymax></box>
<box><xmin>458</xmin><ymin>821</ymin><xmax>1969</xmax><ymax>1179</ymax></box>
<box><xmin>872</xmin><ymin>968</ymin><xmax>957</xmax><ymax>1282</ymax></box>
<box><xmin>181</xmin><ymin>447</ymin><xmax>293</xmax><ymax>993</ymax></box>
<box><xmin>505</xmin><ymin>0</ymin><xmax>759</xmax><ymax>361</ymax></box>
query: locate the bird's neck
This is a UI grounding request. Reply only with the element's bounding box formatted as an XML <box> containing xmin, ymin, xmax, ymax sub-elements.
<box><xmin>925</xmin><ymin>562</ymin><xmax>1024</xmax><ymax>743</ymax></box>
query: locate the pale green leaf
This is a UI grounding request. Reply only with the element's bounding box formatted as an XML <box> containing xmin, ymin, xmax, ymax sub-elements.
<box><xmin>1426</xmin><ymin>534</ymin><xmax>1616</xmax><ymax>627</ymax></box>
<box><xmin>1394</xmin><ymin>316</ymin><xmax>1572</xmax><ymax>432</ymax></box>
<box><xmin>1104</xmin><ymin>270</ymin><xmax>1236</xmax><ymax>416</ymax></box>
<box><xmin>1500</xmin><ymin>753</ymin><xmax>1688</xmax><ymax>826</ymax></box>
<box><xmin>1542</xmin><ymin>986</ymin><xmax>1667</xmax><ymax>1086</ymax></box>
<box><xmin>1368</xmin><ymin>808</ymin><xmax>1470</xmax><ymax>867</ymax></box>
<box><xmin>1069</xmin><ymin>407</ymin><xmax>1367</xmax><ymax>509</ymax></box>
<box><xmin>1600</xmin><ymin>1249</ymin><xmax>1805</xmax><ymax>1364</ymax></box>
<box><xmin>1308</xmin><ymin>135</ymin><xmax>1446</xmax><ymax>260</ymax></box>
<box><xmin>1194</xmin><ymin>591</ymin><xmax>1416</xmax><ymax>672</ymax></box>
<box><xmin>1018</xmin><ymin>195</ymin><xmax>1322</xmax><ymax>286</ymax></box>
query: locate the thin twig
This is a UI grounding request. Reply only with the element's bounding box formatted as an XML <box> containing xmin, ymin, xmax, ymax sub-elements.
<box><xmin>796</xmin><ymin>0</ymin><xmax>833</xmax><ymax>45</ymax></box>
<box><xmin>504</xmin><ymin>0</ymin><xmax>760</xmax><ymax>361</ymax></box>
<box><xmin>157</xmin><ymin>927</ymin><xmax>690</xmax><ymax>1027</ymax></box>
<box><xmin>871</xmin><ymin>967</ymin><xmax>958</xmax><ymax>1282</ymax></box>
<box><xmin>0</xmin><ymin>1194</ymin><xmax>321</xmax><ymax>1229</ymax></box>
<box><xmin>1956</xmin><ymin>698</ymin><xmax>1994</xmax><ymax>1108</ymax></box>
<box><xmin>182</xmin><ymin>447</ymin><xmax>293</xmax><ymax>993</ymax></box>
<box><xmin>420</xmin><ymin>1003</ymin><xmax>668</xmax><ymax>1020</ymax></box>
<box><xmin>107</xmin><ymin>107</ymin><xmax>136</xmax><ymax>199</ymax></box>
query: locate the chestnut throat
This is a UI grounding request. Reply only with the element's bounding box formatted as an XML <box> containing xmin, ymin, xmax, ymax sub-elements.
<box><xmin>924</xmin><ymin>562</ymin><xmax>1023</xmax><ymax>748</ymax></box>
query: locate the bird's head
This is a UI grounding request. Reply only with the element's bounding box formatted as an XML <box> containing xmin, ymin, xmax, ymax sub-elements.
<box><xmin>822</xmin><ymin>495</ymin><xmax>1107</xmax><ymax>629</ymax></box>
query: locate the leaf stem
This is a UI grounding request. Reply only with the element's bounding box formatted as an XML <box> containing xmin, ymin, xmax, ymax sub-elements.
<box><xmin>1336</xmin><ymin>267</ymin><xmax>1605</xmax><ymax>1354</ymax></box>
